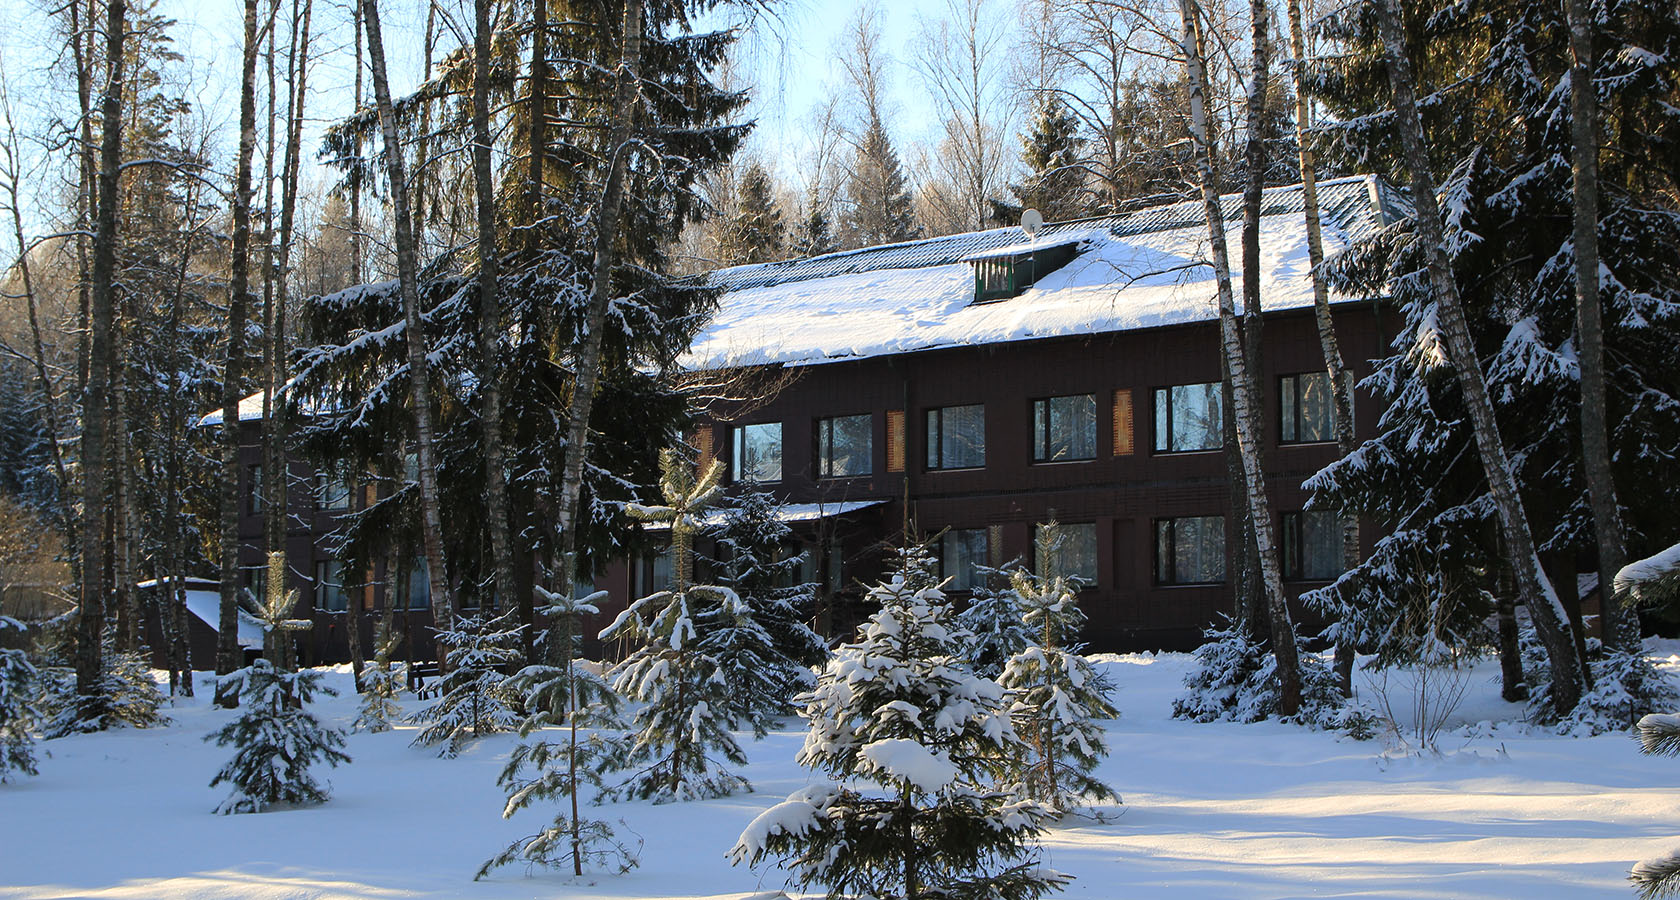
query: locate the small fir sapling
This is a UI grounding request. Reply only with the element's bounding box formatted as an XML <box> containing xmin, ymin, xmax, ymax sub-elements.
<box><xmin>205</xmin><ymin>658</ymin><xmax>350</xmax><ymax>814</ymax></box>
<box><xmin>0</xmin><ymin>616</ymin><xmax>39</xmax><ymax>781</ymax></box>
<box><xmin>1173</xmin><ymin>615</ymin><xmax>1345</xmax><ymax>727</ymax></box>
<box><xmin>353</xmin><ymin>621</ymin><xmax>403</xmax><ymax>734</ymax></box>
<box><xmin>599</xmin><ymin>450</ymin><xmax>750</xmax><ymax>802</ymax></box>
<box><xmin>480</xmin><ymin>584</ymin><xmax>638</xmax><ymax>879</ymax></box>
<box><xmin>703</xmin><ymin>487</ymin><xmax>827</xmax><ymax>735</ymax></box>
<box><xmin>958</xmin><ymin>560</ymin><xmax>1033</xmax><ymax>679</ymax></box>
<box><xmin>411</xmin><ymin>612</ymin><xmax>525</xmax><ymax>757</ymax></box>
<box><xmin>38</xmin><ymin>629</ymin><xmax>169</xmax><ymax>738</ymax></box>
<box><xmin>998</xmin><ymin>525</ymin><xmax>1119</xmax><ymax>812</ymax></box>
<box><xmin>730</xmin><ymin>547</ymin><xmax>1068</xmax><ymax>900</ymax></box>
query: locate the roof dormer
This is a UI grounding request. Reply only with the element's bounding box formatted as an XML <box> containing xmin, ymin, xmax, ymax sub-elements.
<box><xmin>962</xmin><ymin>233</ymin><xmax>1085</xmax><ymax>303</ymax></box>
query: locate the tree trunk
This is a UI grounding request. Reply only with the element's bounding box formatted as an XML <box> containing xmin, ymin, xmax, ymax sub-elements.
<box><xmin>1372</xmin><ymin>0</ymin><xmax>1584</xmax><ymax>714</ymax></box>
<box><xmin>218</xmin><ymin>0</ymin><xmax>264</xmax><ymax>701</ymax></box>
<box><xmin>1566</xmin><ymin>0</ymin><xmax>1633</xmax><ymax>654</ymax></box>
<box><xmin>362</xmin><ymin>0</ymin><xmax>455</xmax><ymax>657</ymax></box>
<box><xmin>74</xmin><ymin>0</ymin><xmax>129</xmax><ymax>724</ymax></box>
<box><xmin>1285</xmin><ymin>0</ymin><xmax>1360</xmax><ymax>695</ymax></box>
<box><xmin>111</xmin><ymin>320</ymin><xmax>137</xmax><ymax>653</ymax></box>
<box><xmin>550</xmin><ymin>0</ymin><xmax>645</xmax><ymax>660</ymax></box>
<box><xmin>528</xmin><ymin>0</ymin><xmax>548</xmax><ymax>226</ymax></box>
<box><xmin>472</xmin><ymin>0</ymin><xmax>521</xmax><ymax>653</ymax></box>
<box><xmin>1494</xmin><ymin>555</ymin><xmax>1527</xmax><ymax>701</ymax></box>
<box><xmin>1178</xmin><ymin>0</ymin><xmax>1303</xmax><ymax>715</ymax></box>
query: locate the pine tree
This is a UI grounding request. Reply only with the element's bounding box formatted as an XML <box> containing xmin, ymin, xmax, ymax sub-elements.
<box><xmin>998</xmin><ymin>526</ymin><xmax>1118</xmax><ymax>812</ymax></box>
<box><xmin>703</xmin><ymin>487</ymin><xmax>826</xmax><ymax>735</ymax></box>
<box><xmin>0</xmin><ymin>616</ymin><xmax>38</xmax><ymax>782</ymax></box>
<box><xmin>996</xmin><ymin>95</ymin><xmax>1086</xmax><ymax>224</ymax></box>
<box><xmin>480</xmin><ymin>591</ymin><xmax>635</xmax><ymax>879</ymax></box>
<box><xmin>352</xmin><ymin>622</ymin><xmax>402</xmax><ymax>734</ymax></box>
<box><xmin>410</xmin><ymin>613</ymin><xmax>525</xmax><ymax>757</ymax></box>
<box><xmin>730</xmin><ymin>560</ymin><xmax>1068</xmax><ymax>900</ymax></box>
<box><xmin>206</xmin><ymin>659</ymin><xmax>350</xmax><ymax>814</ymax></box>
<box><xmin>792</xmin><ymin>200</ymin><xmax>838</xmax><ymax>258</ymax></box>
<box><xmin>715</xmin><ymin>162</ymin><xmax>787</xmax><ymax>266</ymax></box>
<box><xmin>840</xmin><ymin>115</ymin><xmax>919</xmax><ymax>248</ymax></box>
<box><xmin>598</xmin><ymin>450</ymin><xmax>749</xmax><ymax>801</ymax></box>
<box><xmin>957</xmin><ymin>564</ymin><xmax>1032</xmax><ymax>679</ymax></box>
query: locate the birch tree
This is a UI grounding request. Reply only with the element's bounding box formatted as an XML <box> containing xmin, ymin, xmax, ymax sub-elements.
<box><xmin>1177</xmin><ymin>0</ymin><xmax>1303</xmax><ymax>715</ymax></box>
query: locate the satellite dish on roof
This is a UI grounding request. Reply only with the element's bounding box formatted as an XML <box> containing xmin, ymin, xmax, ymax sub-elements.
<box><xmin>1020</xmin><ymin>208</ymin><xmax>1044</xmax><ymax>238</ymax></box>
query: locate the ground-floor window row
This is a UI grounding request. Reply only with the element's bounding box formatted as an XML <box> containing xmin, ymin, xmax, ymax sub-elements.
<box><xmin>712</xmin><ymin>371</ymin><xmax>1348</xmax><ymax>485</ymax></box>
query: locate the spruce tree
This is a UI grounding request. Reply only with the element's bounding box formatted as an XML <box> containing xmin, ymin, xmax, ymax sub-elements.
<box><xmin>715</xmin><ymin>162</ymin><xmax>787</xmax><ymax>266</ymax></box>
<box><xmin>480</xmin><ymin>588</ymin><xmax>635</xmax><ymax>879</ymax></box>
<box><xmin>997</xmin><ymin>95</ymin><xmax>1087</xmax><ymax>224</ymax></box>
<box><xmin>957</xmin><ymin>563</ymin><xmax>1032</xmax><ymax>679</ymax></box>
<box><xmin>352</xmin><ymin>623</ymin><xmax>402</xmax><ymax>734</ymax></box>
<box><xmin>598</xmin><ymin>450</ymin><xmax>749</xmax><ymax>802</ymax></box>
<box><xmin>703</xmin><ymin>487</ymin><xmax>826</xmax><ymax>735</ymax></box>
<box><xmin>840</xmin><ymin>115</ymin><xmax>919</xmax><ymax>248</ymax></box>
<box><xmin>998</xmin><ymin>526</ymin><xmax>1118</xmax><ymax>812</ymax></box>
<box><xmin>730</xmin><ymin>552</ymin><xmax>1067</xmax><ymax>900</ymax></box>
<box><xmin>206</xmin><ymin>659</ymin><xmax>350</xmax><ymax>814</ymax></box>
<box><xmin>792</xmin><ymin>199</ymin><xmax>838</xmax><ymax>258</ymax></box>
<box><xmin>410</xmin><ymin>613</ymin><xmax>524</xmax><ymax>757</ymax></box>
<box><xmin>0</xmin><ymin>617</ymin><xmax>38</xmax><ymax>782</ymax></box>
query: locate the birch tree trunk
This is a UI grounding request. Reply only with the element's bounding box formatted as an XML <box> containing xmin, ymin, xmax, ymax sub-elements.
<box><xmin>1178</xmin><ymin>0</ymin><xmax>1303</xmax><ymax>714</ymax></box>
<box><xmin>1372</xmin><ymin>0</ymin><xmax>1585</xmax><ymax>713</ymax></box>
<box><xmin>362</xmin><ymin>0</ymin><xmax>455</xmax><ymax>655</ymax></box>
<box><xmin>1285</xmin><ymin>0</ymin><xmax>1360</xmax><ymax>693</ymax></box>
<box><xmin>217</xmin><ymin>0</ymin><xmax>264</xmax><ymax>697</ymax></box>
<box><xmin>1235</xmin><ymin>0</ymin><xmax>1272</xmax><ymax>638</ymax></box>
<box><xmin>74</xmin><ymin>0</ymin><xmax>129</xmax><ymax>722</ymax></box>
<box><xmin>550</xmin><ymin>0</ymin><xmax>645</xmax><ymax>660</ymax></box>
<box><xmin>1566</xmin><ymin>0</ymin><xmax>1633</xmax><ymax>654</ymax></box>
<box><xmin>472</xmin><ymin>0</ymin><xmax>521</xmax><ymax>654</ymax></box>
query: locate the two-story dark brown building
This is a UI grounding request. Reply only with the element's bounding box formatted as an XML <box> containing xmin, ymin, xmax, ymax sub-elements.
<box><xmin>188</xmin><ymin>176</ymin><xmax>1398</xmax><ymax>662</ymax></box>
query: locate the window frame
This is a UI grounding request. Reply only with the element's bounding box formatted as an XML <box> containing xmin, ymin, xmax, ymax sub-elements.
<box><xmin>1030</xmin><ymin>394</ymin><xmax>1098</xmax><ymax>464</ymax></box>
<box><xmin>315</xmin><ymin>466</ymin><xmax>352</xmax><ymax>511</ymax></box>
<box><xmin>925</xmin><ymin>404</ymin><xmax>987</xmax><ymax>471</ymax></box>
<box><xmin>1281</xmin><ymin>510</ymin><xmax>1346</xmax><ymax>582</ymax></box>
<box><xmin>1152</xmin><ymin>382</ymin><xmax>1225</xmax><ymax>454</ymax></box>
<box><xmin>1033</xmin><ymin>521</ymin><xmax>1099</xmax><ymax>588</ymax></box>
<box><xmin>731</xmin><ymin>421</ymin><xmax>784</xmax><ymax>484</ymax></box>
<box><xmin>938</xmin><ymin>528</ymin><xmax>989</xmax><ymax>592</ymax></box>
<box><xmin>1279</xmin><ymin>371</ymin><xmax>1340</xmax><ymax>445</ymax></box>
<box><xmin>816</xmin><ymin>413</ymin><xmax>873</xmax><ymax>479</ymax></box>
<box><xmin>1153</xmin><ymin>515</ymin><xmax>1227</xmax><ymax>586</ymax></box>
<box><xmin>314</xmin><ymin>559</ymin><xmax>347</xmax><ymax>612</ymax></box>
<box><xmin>246</xmin><ymin>463</ymin><xmax>263</xmax><ymax>515</ymax></box>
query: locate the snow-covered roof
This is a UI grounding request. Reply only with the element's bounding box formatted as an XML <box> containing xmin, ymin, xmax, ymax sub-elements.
<box><xmin>686</xmin><ymin>176</ymin><xmax>1396</xmax><ymax>370</ymax></box>
<box><xmin>642</xmin><ymin>499</ymin><xmax>887</xmax><ymax>532</ymax></box>
<box><xmin>196</xmin><ymin>391</ymin><xmax>270</xmax><ymax>427</ymax></box>
<box><xmin>137</xmin><ymin>579</ymin><xmax>265</xmax><ymax>649</ymax></box>
<box><xmin>960</xmin><ymin>231</ymin><xmax>1096</xmax><ymax>263</ymax></box>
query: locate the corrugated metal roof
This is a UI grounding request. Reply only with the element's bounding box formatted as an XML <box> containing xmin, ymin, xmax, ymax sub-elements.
<box><xmin>703</xmin><ymin>176</ymin><xmax>1393</xmax><ymax>295</ymax></box>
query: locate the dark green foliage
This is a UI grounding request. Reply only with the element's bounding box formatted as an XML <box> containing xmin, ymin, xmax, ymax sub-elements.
<box><xmin>411</xmin><ymin>613</ymin><xmax>524</xmax><ymax>757</ymax></box>
<box><xmin>1173</xmin><ymin>616</ymin><xmax>1345</xmax><ymax>726</ymax></box>
<box><xmin>994</xmin><ymin>95</ymin><xmax>1087</xmax><ymax>224</ymax></box>
<box><xmin>40</xmin><ymin>643</ymin><xmax>169</xmax><ymax>739</ymax></box>
<box><xmin>730</xmin><ymin>568</ymin><xmax>1067</xmax><ymax>900</ymax></box>
<box><xmin>715</xmin><ymin>162</ymin><xmax>787</xmax><ymax>265</ymax></box>
<box><xmin>0</xmin><ymin>619</ymin><xmax>38</xmax><ymax>782</ymax></box>
<box><xmin>840</xmin><ymin>116</ymin><xmax>919</xmax><ymax>248</ymax></box>
<box><xmin>1634</xmin><ymin>709</ymin><xmax>1680</xmax><ymax>896</ymax></box>
<box><xmin>206</xmin><ymin>660</ymin><xmax>349</xmax><ymax>814</ymax></box>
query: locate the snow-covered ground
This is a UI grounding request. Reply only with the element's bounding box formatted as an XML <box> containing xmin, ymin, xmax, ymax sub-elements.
<box><xmin>4</xmin><ymin>648</ymin><xmax>1677</xmax><ymax>900</ymax></box>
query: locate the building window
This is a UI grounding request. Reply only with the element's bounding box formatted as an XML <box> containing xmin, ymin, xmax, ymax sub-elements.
<box><xmin>246</xmin><ymin>464</ymin><xmax>263</xmax><ymax>514</ymax></box>
<box><xmin>315</xmin><ymin>467</ymin><xmax>352</xmax><ymax>510</ymax></box>
<box><xmin>939</xmin><ymin>528</ymin><xmax>988</xmax><ymax>591</ymax></box>
<box><xmin>974</xmin><ymin>258</ymin><xmax>1014</xmax><ymax>301</ymax></box>
<box><xmin>1031</xmin><ymin>394</ymin><xmax>1097</xmax><ymax>463</ymax></box>
<box><xmin>400</xmin><ymin>559</ymin><xmax>431</xmax><ymax>610</ymax></box>
<box><xmin>1283</xmin><ymin>510</ymin><xmax>1345</xmax><ymax>581</ymax></box>
<box><xmin>1154</xmin><ymin>382</ymin><xmax>1223</xmax><ymax>452</ymax></box>
<box><xmin>242</xmin><ymin>566</ymin><xmax>268</xmax><ymax>606</ymax></box>
<box><xmin>817</xmin><ymin>414</ymin><xmax>872</xmax><ymax>478</ymax></box>
<box><xmin>315</xmin><ymin>559</ymin><xmax>346</xmax><ymax>612</ymax></box>
<box><xmin>732</xmin><ymin>422</ymin><xmax>782</xmax><ymax>483</ymax></box>
<box><xmin>1280</xmin><ymin>372</ymin><xmax>1337</xmax><ymax>444</ymax></box>
<box><xmin>634</xmin><ymin>550</ymin><xmax>673</xmax><ymax>597</ymax></box>
<box><xmin>1035</xmin><ymin>522</ymin><xmax>1098</xmax><ymax>586</ymax></box>
<box><xmin>926</xmin><ymin>404</ymin><xmax>985</xmax><ymax>470</ymax></box>
<box><xmin>1155</xmin><ymin>516</ymin><xmax>1226</xmax><ymax>585</ymax></box>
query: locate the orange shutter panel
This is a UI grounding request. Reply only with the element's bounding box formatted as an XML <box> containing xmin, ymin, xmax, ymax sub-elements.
<box><xmin>886</xmin><ymin>410</ymin><xmax>906</xmax><ymax>473</ymax></box>
<box><xmin>694</xmin><ymin>424</ymin><xmax>715</xmax><ymax>473</ymax></box>
<box><xmin>1112</xmin><ymin>389</ymin><xmax>1134</xmax><ymax>456</ymax></box>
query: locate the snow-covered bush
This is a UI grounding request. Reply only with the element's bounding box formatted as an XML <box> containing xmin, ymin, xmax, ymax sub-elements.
<box><xmin>957</xmin><ymin>563</ymin><xmax>1031</xmax><ymax>679</ymax></box>
<box><xmin>39</xmin><ymin>645</ymin><xmax>168</xmax><ymax>738</ymax></box>
<box><xmin>478</xmin><ymin>653</ymin><xmax>635</xmax><ymax>880</ymax></box>
<box><xmin>205</xmin><ymin>659</ymin><xmax>350</xmax><ymax>814</ymax></box>
<box><xmin>410</xmin><ymin>613</ymin><xmax>524</xmax><ymax>757</ymax></box>
<box><xmin>353</xmin><ymin>624</ymin><xmax>403</xmax><ymax>734</ymax></box>
<box><xmin>1519</xmin><ymin>623</ymin><xmax>1678</xmax><ymax>735</ymax></box>
<box><xmin>729</xmin><ymin>569</ymin><xmax>1068</xmax><ymax>900</ymax></box>
<box><xmin>999</xmin><ymin>535</ymin><xmax>1118</xmax><ymax>812</ymax></box>
<box><xmin>0</xmin><ymin>617</ymin><xmax>39</xmax><ymax>782</ymax></box>
<box><xmin>599</xmin><ymin>451</ymin><xmax>749</xmax><ymax>802</ymax></box>
<box><xmin>1173</xmin><ymin>616</ymin><xmax>1346</xmax><ymax>727</ymax></box>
